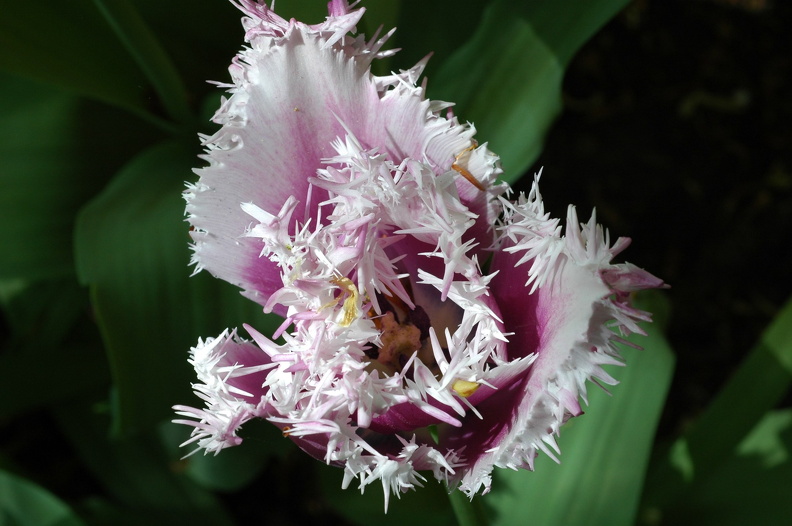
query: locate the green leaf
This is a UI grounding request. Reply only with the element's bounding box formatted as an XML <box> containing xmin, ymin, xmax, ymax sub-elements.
<box><xmin>0</xmin><ymin>279</ymin><xmax>110</xmax><ymax>420</ymax></box>
<box><xmin>0</xmin><ymin>269</ymin><xmax>111</xmax><ymax>421</ymax></box>
<box><xmin>0</xmin><ymin>469</ymin><xmax>86</xmax><ymax>526</ymax></box>
<box><xmin>160</xmin><ymin>419</ymin><xmax>291</xmax><ymax>493</ymax></box>
<box><xmin>652</xmin><ymin>410</ymin><xmax>792</xmax><ymax>526</ymax></box>
<box><xmin>130</xmin><ymin>1</ymin><xmax>242</xmax><ymax>110</ymax></box>
<box><xmin>390</xmin><ymin>0</ymin><xmax>488</xmax><ymax>78</ymax></box>
<box><xmin>641</xmin><ymin>294</ymin><xmax>792</xmax><ymax>514</ymax></box>
<box><xmin>0</xmin><ymin>74</ymin><xmax>159</xmax><ymax>280</ymax></box>
<box><xmin>430</xmin><ymin>0</ymin><xmax>630</xmax><ymax>183</ymax></box>
<box><xmin>92</xmin><ymin>0</ymin><xmax>193</xmax><ymax>126</ymax></box>
<box><xmin>52</xmin><ymin>396</ymin><xmax>234</xmax><ymax>526</ymax></box>
<box><xmin>268</xmin><ymin>1</ymin><xmax>337</xmax><ymax>25</ymax></box>
<box><xmin>318</xmin><ymin>461</ymin><xmax>455</xmax><ymax>526</ymax></box>
<box><xmin>0</xmin><ymin>279</ymin><xmax>85</xmax><ymax>348</ymax></box>
<box><xmin>74</xmin><ymin>141</ymin><xmax>281</xmax><ymax>433</ymax></box>
<box><xmin>0</xmin><ymin>77</ymin><xmax>90</xmax><ymax>279</ymax></box>
<box><xmin>484</xmin><ymin>291</ymin><xmax>675</xmax><ymax>526</ymax></box>
<box><xmin>0</xmin><ymin>0</ymin><xmax>148</xmax><ymax>118</ymax></box>
<box><xmin>0</xmin><ymin>344</ymin><xmax>109</xmax><ymax>422</ymax></box>
<box><xmin>449</xmin><ymin>490</ymin><xmax>489</xmax><ymax>526</ymax></box>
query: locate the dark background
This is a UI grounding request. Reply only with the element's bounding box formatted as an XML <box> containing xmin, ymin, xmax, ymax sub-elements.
<box><xmin>1</xmin><ymin>0</ymin><xmax>789</xmax><ymax>524</ymax></box>
<box><xmin>525</xmin><ymin>0</ymin><xmax>791</xmax><ymax>439</ymax></box>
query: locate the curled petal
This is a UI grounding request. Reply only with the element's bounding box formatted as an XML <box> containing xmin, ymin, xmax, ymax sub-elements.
<box><xmin>173</xmin><ymin>329</ymin><xmax>276</xmax><ymax>455</ymax></box>
<box><xmin>176</xmin><ymin>0</ymin><xmax>666</xmax><ymax>506</ymax></box>
<box><xmin>187</xmin><ymin>2</ymin><xmax>503</xmax><ymax>311</ymax></box>
<box><xmin>446</xmin><ymin>195</ymin><xmax>664</xmax><ymax>495</ymax></box>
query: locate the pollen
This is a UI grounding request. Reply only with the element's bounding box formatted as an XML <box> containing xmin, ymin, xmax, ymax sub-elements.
<box><xmin>452</xmin><ymin>379</ymin><xmax>481</xmax><ymax>398</ymax></box>
<box><xmin>330</xmin><ymin>276</ymin><xmax>360</xmax><ymax>327</ymax></box>
<box><xmin>451</xmin><ymin>142</ymin><xmax>486</xmax><ymax>191</ymax></box>
<box><xmin>375</xmin><ymin>311</ymin><xmax>422</xmax><ymax>369</ymax></box>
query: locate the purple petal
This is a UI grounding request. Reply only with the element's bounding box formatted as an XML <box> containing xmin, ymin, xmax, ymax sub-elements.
<box><xmin>187</xmin><ymin>7</ymin><xmax>503</xmax><ymax>310</ymax></box>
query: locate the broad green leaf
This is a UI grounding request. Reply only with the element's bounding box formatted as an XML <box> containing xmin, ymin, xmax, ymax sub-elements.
<box><xmin>0</xmin><ymin>80</ymin><xmax>80</xmax><ymax>279</ymax></box>
<box><xmin>318</xmin><ymin>461</ymin><xmax>455</xmax><ymax>526</ymax></box>
<box><xmin>0</xmin><ymin>0</ymin><xmax>244</xmax><ymax>128</ymax></box>
<box><xmin>390</xmin><ymin>0</ymin><xmax>488</xmax><ymax>75</ymax></box>
<box><xmin>0</xmin><ymin>279</ymin><xmax>27</xmax><ymax>309</ymax></box>
<box><xmin>74</xmin><ymin>141</ymin><xmax>281</xmax><ymax>433</ymax></box>
<box><xmin>160</xmin><ymin>419</ymin><xmax>293</xmax><ymax>493</ymax></box>
<box><xmin>0</xmin><ymin>74</ymin><xmax>158</xmax><ymax>280</ymax></box>
<box><xmin>0</xmin><ymin>469</ymin><xmax>86</xmax><ymax>526</ymax></box>
<box><xmin>0</xmin><ymin>277</ymin><xmax>112</xmax><ymax>420</ymax></box>
<box><xmin>0</xmin><ymin>279</ymin><xmax>87</xmax><ymax>349</ymax></box>
<box><xmin>268</xmin><ymin>1</ymin><xmax>336</xmax><ymax>25</ymax></box>
<box><xmin>641</xmin><ymin>293</ymin><xmax>792</xmax><ymax>513</ymax></box>
<box><xmin>0</xmin><ymin>280</ymin><xmax>109</xmax><ymax>420</ymax></box>
<box><xmin>0</xmin><ymin>343</ymin><xmax>108</xmax><ymax>422</ymax></box>
<box><xmin>52</xmin><ymin>396</ymin><xmax>233</xmax><ymax>526</ymax></box>
<box><xmin>360</xmin><ymin>1</ymin><xmax>402</xmax><ymax>46</ymax></box>
<box><xmin>484</xmin><ymin>291</ymin><xmax>675</xmax><ymax>526</ymax></box>
<box><xmin>92</xmin><ymin>0</ymin><xmax>193</xmax><ymax>126</ymax></box>
<box><xmin>448</xmin><ymin>490</ymin><xmax>489</xmax><ymax>526</ymax></box>
<box><xmin>353</xmin><ymin>0</ymin><xmax>403</xmax><ymax>77</ymax></box>
<box><xmin>651</xmin><ymin>410</ymin><xmax>792</xmax><ymax>526</ymax></box>
<box><xmin>178</xmin><ymin>440</ymin><xmax>271</xmax><ymax>493</ymax></box>
<box><xmin>0</xmin><ymin>0</ymin><xmax>148</xmax><ymax>118</ymax></box>
<box><xmin>131</xmin><ymin>0</ymin><xmax>243</xmax><ymax>109</ymax></box>
<box><xmin>430</xmin><ymin>0</ymin><xmax>630</xmax><ymax>183</ymax></box>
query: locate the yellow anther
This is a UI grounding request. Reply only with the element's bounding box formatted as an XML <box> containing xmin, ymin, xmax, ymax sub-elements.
<box><xmin>452</xmin><ymin>379</ymin><xmax>481</xmax><ymax>398</ymax></box>
<box><xmin>451</xmin><ymin>142</ymin><xmax>486</xmax><ymax>192</ymax></box>
<box><xmin>329</xmin><ymin>276</ymin><xmax>359</xmax><ymax>327</ymax></box>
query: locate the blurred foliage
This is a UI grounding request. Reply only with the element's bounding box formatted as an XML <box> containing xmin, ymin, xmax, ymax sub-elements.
<box><xmin>1</xmin><ymin>0</ymin><xmax>789</xmax><ymax>525</ymax></box>
<box><xmin>483</xmin><ymin>291</ymin><xmax>674</xmax><ymax>526</ymax></box>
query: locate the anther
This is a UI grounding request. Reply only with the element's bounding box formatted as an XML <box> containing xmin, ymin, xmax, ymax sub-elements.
<box><xmin>451</xmin><ymin>142</ymin><xmax>486</xmax><ymax>191</ymax></box>
<box><xmin>452</xmin><ymin>379</ymin><xmax>481</xmax><ymax>398</ymax></box>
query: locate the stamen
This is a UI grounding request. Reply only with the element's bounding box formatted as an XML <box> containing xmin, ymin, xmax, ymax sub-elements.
<box><xmin>452</xmin><ymin>379</ymin><xmax>481</xmax><ymax>398</ymax></box>
<box><xmin>376</xmin><ymin>312</ymin><xmax>421</xmax><ymax>368</ymax></box>
<box><xmin>328</xmin><ymin>276</ymin><xmax>360</xmax><ymax>327</ymax></box>
<box><xmin>451</xmin><ymin>142</ymin><xmax>486</xmax><ymax>191</ymax></box>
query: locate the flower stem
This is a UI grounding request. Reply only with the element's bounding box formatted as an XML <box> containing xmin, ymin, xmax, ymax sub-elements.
<box><xmin>448</xmin><ymin>489</ymin><xmax>489</xmax><ymax>526</ymax></box>
<box><xmin>92</xmin><ymin>0</ymin><xmax>194</xmax><ymax>127</ymax></box>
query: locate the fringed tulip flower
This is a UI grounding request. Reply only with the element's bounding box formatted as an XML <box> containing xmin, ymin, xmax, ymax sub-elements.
<box><xmin>173</xmin><ymin>0</ymin><xmax>665</xmax><ymax>505</ymax></box>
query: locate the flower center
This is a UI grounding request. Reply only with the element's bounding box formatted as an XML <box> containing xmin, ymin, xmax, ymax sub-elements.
<box><xmin>364</xmin><ymin>280</ymin><xmax>460</xmax><ymax>378</ymax></box>
<box><xmin>372</xmin><ymin>311</ymin><xmax>422</xmax><ymax>369</ymax></box>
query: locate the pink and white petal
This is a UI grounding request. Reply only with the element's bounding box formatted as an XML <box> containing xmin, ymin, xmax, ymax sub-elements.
<box><xmin>368</xmin><ymin>399</ymin><xmax>462</xmax><ymax>435</ymax></box>
<box><xmin>177</xmin><ymin>1</ymin><xmax>667</xmax><ymax>503</ymax></box>
<box><xmin>173</xmin><ymin>329</ymin><xmax>276</xmax><ymax>455</ymax></box>
<box><xmin>446</xmin><ymin>202</ymin><xmax>660</xmax><ymax>495</ymax></box>
<box><xmin>445</xmin><ymin>255</ymin><xmax>611</xmax><ymax>493</ymax></box>
<box><xmin>189</xmin><ymin>8</ymin><xmax>502</xmax><ymax>308</ymax></box>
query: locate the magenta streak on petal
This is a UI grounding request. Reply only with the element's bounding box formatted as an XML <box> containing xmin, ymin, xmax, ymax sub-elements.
<box><xmin>376</xmin><ymin>233</ymin><xmax>460</xmax><ymax>325</ymax></box>
<box><xmin>268</xmin><ymin>420</ymin><xmax>345</xmax><ymax>468</ymax></box>
<box><xmin>327</xmin><ymin>0</ymin><xmax>351</xmax><ymax>18</ymax></box>
<box><xmin>178</xmin><ymin>1</ymin><xmax>668</xmax><ymax>501</ymax></box>
<box><xmin>442</xmin><ymin>373</ymin><xmax>531</xmax><ymax>464</ymax></box>
<box><xmin>488</xmin><ymin>247</ymin><xmax>542</xmax><ymax>360</ymax></box>
<box><xmin>191</xmin><ymin>26</ymin><xmax>482</xmax><ymax>312</ymax></box>
<box><xmin>368</xmin><ymin>399</ymin><xmax>458</xmax><ymax>434</ymax></box>
<box><xmin>438</xmin><ymin>353</ymin><xmax>536</xmax><ymax>457</ymax></box>
<box><xmin>460</xmin><ymin>194</ymin><xmax>497</xmax><ymax>264</ymax></box>
<box><xmin>216</xmin><ymin>340</ymin><xmax>273</xmax><ymax>403</ymax></box>
<box><xmin>192</xmin><ymin>32</ymin><xmax>369</xmax><ymax>308</ymax></box>
<box><xmin>370</xmin><ymin>352</ymin><xmax>533</xmax><ymax>440</ymax></box>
